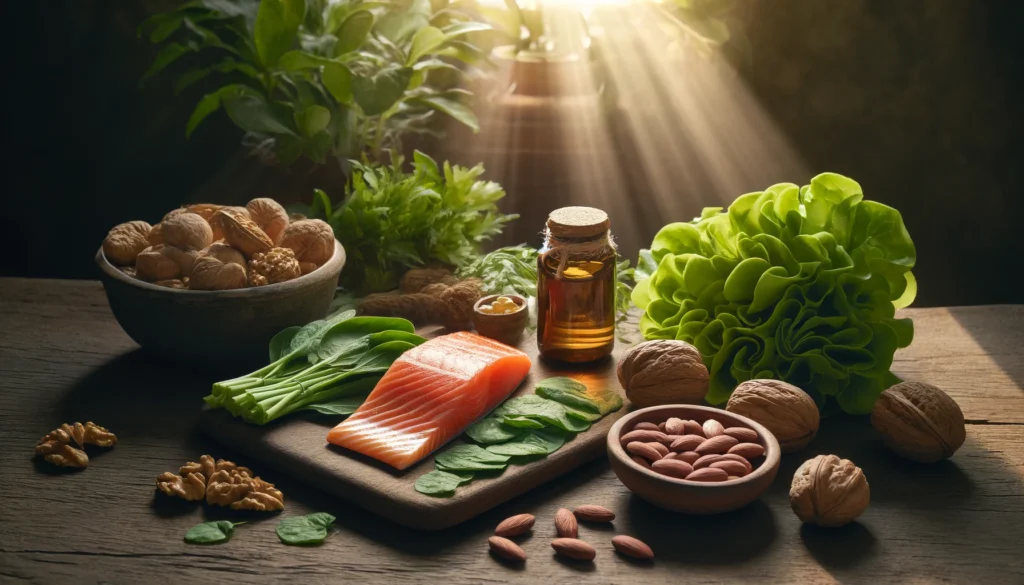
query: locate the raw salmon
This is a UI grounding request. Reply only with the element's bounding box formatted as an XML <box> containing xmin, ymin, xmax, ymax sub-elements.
<box><xmin>327</xmin><ymin>331</ymin><xmax>532</xmax><ymax>470</ymax></box>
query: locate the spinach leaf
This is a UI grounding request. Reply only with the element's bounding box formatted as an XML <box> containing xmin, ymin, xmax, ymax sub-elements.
<box><xmin>269</xmin><ymin>326</ymin><xmax>301</xmax><ymax>362</ymax></box>
<box><xmin>184</xmin><ymin>520</ymin><xmax>238</xmax><ymax>544</ymax></box>
<box><xmin>496</xmin><ymin>395</ymin><xmax>591</xmax><ymax>433</ymax></box>
<box><xmin>501</xmin><ymin>416</ymin><xmax>546</xmax><ymax>429</ymax></box>
<box><xmin>276</xmin><ymin>513</ymin><xmax>336</xmax><ymax>545</ymax></box>
<box><xmin>434</xmin><ymin>445</ymin><xmax>510</xmax><ymax>472</ymax></box>
<box><xmin>537</xmin><ymin>376</ymin><xmax>624</xmax><ymax>415</ymax></box>
<box><xmin>464</xmin><ymin>417</ymin><xmax>519</xmax><ymax>444</ymax></box>
<box><xmin>316</xmin><ymin>316</ymin><xmax>415</xmax><ymax>363</ymax></box>
<box><xmin>414</xmin><ymin>470</ymin><xmax>473</xmax><ymax>497</ymax></box>
<box><xmin>486</xmin><ymin>428</ymin><xmax>567</xmax><ymax>457</ymax></box>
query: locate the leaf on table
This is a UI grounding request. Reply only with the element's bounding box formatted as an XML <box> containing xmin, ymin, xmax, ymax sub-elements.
<box><xmin>485</xmin><ymin>428</ymin><xmax>567</xmax><ymax>457</ymax></box>
<box><xmin>276</xmin><ymin>513</ymin><xmax>336</xmax><ymax>545</ymax></box>
<box><xmin>184</xmin><ymin>520</ymin><xmax>238</xmax><ymax>544</ymax></box>
<box><xmin>414</xmin><ymin>470</ymin><xmax>473</xmax><ymax>497</ymax></box>
<box><xmin>434</xmin><ymin>444</ymin><xmax>510</xmax><ymax>472</ymax></box>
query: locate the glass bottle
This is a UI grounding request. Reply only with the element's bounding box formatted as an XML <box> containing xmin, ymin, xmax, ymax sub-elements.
<box><xmin>537</xmin><ymin>206</ymin><xmax>617</xmax><ymax>363</ymax></box>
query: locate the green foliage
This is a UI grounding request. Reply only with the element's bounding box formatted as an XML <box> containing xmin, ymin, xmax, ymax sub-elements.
<box><xmin>206</xmin><ymin>312</ymin><xmax>425</xmax><ymax>424</ymax></box>
<box><xmin>275</xmin><ymin>513</ymin><xmax>336</xmax><ymax>545</ymax></box>
<box><xmin>457</xmin><ymin>246</ymin><xmax>539</xmax><ymax>297</ymax></box>
<box><xmin>632</xmin><ymin>172</ymin><xmax>917</xmax><ymax>415</ymax></box>
<box><xmin>184</xmin><ymin>520</ymin><xmax>241</xmax><ymax>544</ymax></box>
<box><xmin>139</xmin><ymin>0</ymin><xmax>491</xmax><ymax>164</ymax></box>
<box><xmin>323</xmin><ymin>151</ymin><xmax>516</xmax><ymax>293</ymax></box>
<box><xmin>416</xmin><ymin>376</ymin><xmax>622</xmax><ymax>498</ymax></box>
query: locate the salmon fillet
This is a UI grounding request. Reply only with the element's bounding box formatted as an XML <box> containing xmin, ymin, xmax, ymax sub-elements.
<box><xmin>326</xmin><ymin>331</ymin><xmax>532</xmax><ymax>470</ymax></box>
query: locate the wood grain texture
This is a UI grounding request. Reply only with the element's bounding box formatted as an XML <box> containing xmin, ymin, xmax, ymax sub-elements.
<box><xmin>1</xmin><ymin>278</ymin><xmax>1022</xmax><ymax>584</ymax></box>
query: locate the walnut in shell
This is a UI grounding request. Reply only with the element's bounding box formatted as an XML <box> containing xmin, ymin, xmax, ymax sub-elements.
<box><xmin>790</xmin><ymin>454</ymin><xmax>869</xmax><ymax>527</ymax></box>
<box><xmin>147</xmin><ymin>223</ymin><xmax>164</xmax><ymax>246</ymax></box>
<box><xmin>161</xmin><ymin>212</ymin><xmax>213</xmax><ymax>251</ymax></box>
<box><xmin>190</xmin><ymin>256</ymin><xmax>247</xmax><ymax>290</ymax></box>
<box><xmin>201</xmin><ymin>242</ymin><xmax>246</xmax><ymax>268</ymax></box>
<box><xmin>135</xmin><ymin>245</ymin><xmax>183</xmax><ymax>282</ymax></box>
<box><xmin>214</xmin><ymin>208</ymin><xmax>273</xmax><ymax>257</ymax></box>
<box><xmin>209</xmin><ymin>206</ymin><xmax>251</xmax><ymax>241</ymax></box>
<box><xmin>617</xmin><ymin>340</ymin><xmax>709</xmax><ymax>407</ymax></box>
<box><xmin>279</xmin><ymin>219</ymin><xmax>334</xmax><ymax>266</ymax></box>
<box><xmin>184</xmin><ymin>203</ymin><xmax>223</xmax><ymax>222</ymax></box>
<box><xmin>102</xmin><ymin>221</ymin><xmax>152</xmax><ymax>265</ymax></box>
<box><xmin>871</xmin><ymin>381</ymin><xmax>966</xmax><ymax>463</ymax></box>
<box><xmin>726</xmin><ymin>379</ymin><xmax>819</xmax><ymax>453</ymax></box>
<box><xmin>248</xmin><ymin>247</ymin><xmax>301</xmax><ymax>286</ymax></box>
<box><xmin>246</xmin><ymin>198</ymin><xmax>289</xmax><ymax>244</ymax></box>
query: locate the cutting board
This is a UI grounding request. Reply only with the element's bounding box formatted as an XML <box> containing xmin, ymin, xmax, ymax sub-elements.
<box><xmin>200</xmin><ymin>324</ymin><xmax>637</xmax><ymax>531</ymax></box>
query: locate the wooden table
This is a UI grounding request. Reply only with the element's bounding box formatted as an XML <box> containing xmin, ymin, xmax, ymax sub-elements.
<box><xmin>1</xmin><ymin>278</ymin><xmax>1022</xmax><ymax>584</ymax></box>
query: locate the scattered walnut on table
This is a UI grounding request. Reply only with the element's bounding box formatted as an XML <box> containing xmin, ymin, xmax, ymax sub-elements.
<box><xmin>155</xmin><ymin>454</ymin><xmax>284</xmax><ymax>511</ymax></box>
<box><xmin>34</xmin><ymin>422</ymin><xmax>117</xmax><ymax>468</ymax></box>
<box><xmin>617</xmin><ymin>340</ymin><xmax>710</xmax><ymax>407</ymax></box>
<box><xmin>156</xmin><ymin>471</ymin><xmax>206</xmax><ymax>501</ymax></box>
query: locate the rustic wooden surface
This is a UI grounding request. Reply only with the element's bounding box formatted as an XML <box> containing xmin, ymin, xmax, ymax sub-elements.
<box><xmin>1</xmin><ymin>278</ymin><xmax>1022</xmax><ymax>584</ymax></box>
<box><xmin>201</xmin><ymin>329</ymin><xmax>631</xmax><ymax>530</ymax></box>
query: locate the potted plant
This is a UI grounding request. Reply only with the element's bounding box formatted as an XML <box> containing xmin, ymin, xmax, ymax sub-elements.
<box><xmin>139</xmin><ymin>0</ymin><xmax>492</xmax><ymax>179</ymax></box>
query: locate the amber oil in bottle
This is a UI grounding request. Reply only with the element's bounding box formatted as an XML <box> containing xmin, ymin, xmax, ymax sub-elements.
<box><xmin>537</xmin><ymin>206</ymin><xmax>616</xmax><ymax>363</ymax></box>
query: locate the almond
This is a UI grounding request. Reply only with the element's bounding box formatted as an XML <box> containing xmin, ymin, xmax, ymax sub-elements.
<box><xmin>495</xmin><ymin>513</ymin><xmax>535</xmax><ymax>537</ymax></box>
<box><xmin>729</xmin><ymin>442</ymin><xmax>766</xmax><ymax>458</ymax></box>
<box><xmin>632</xmin><ymin>455</ymin><xmax>652</xmax><ymax>469</ymax></box>
<box><xmin>574</xmin><ymin>505</ymin><xmax>615</xmax><ymax>522</ymax></box>
<box><xmin>682</xmin><ymin>420</ymin><xmax>705</xmax><ymax>437</ymax></box>
<box><xmin>693</xmin><ymin>454</ymin><xmax>724</xmax><ymax>469</ymax></box>
<box><xmin>723</xmin><ymin>427</ymin><xmax>759</xmax><ymax>442</ymax></box>
<box><xmin>620</xmin><ymin>429</ymin><xmax>669</xmax><ymax>445</ymax></box>
<box><xmin>626</xmin><ymin>441</ymin><xmax>663</xmax><ymax>462</ymax></box>
<box><xmin>710</xmin><ymin>460</ymin><xmax>748</xmax><ymax>476</ymax></box>
<box><xmin>669</xmin><ymin>435</ymin><xmax>705</xmax><ymax>452</ymax></box>
<box><xmin>685</xmin><ymin>467</ymin><xmax>729</xmax><ymax>482</ymax></box>
<box><xmin>612</xmin><ymin>535</ymin><xmax>654</xmax><ymax>560</ymax></box>
<box><xmin>719</xmin><ymin>453</ymin><xmax>753</xmax><ymax>473</ymax></box>
<box><xmin>658</xmin><ymin>421</ymin><xmax>667</xmax><ymax>432</ymax></box>
<box><xmin>633</xmin><ymin>422</ymin><xmax>660</xmax><ymax>432</ymax></box>
<box><xmin>694</xmin><ymin>435</ymin><xmax>739</xmax><ymax>455</ymax></box>
<box><xmin>488</xmin><ymin>536</ymin><xmax>527</xmax><ymax>561</ymax></box>
<box><xmin>555</xmin><ymin>507</ymin><xmax>578</xmax><ymax>538</ymax></box>
<box><xmin>551</xmin><ymin>538</ymin><xmax>596</xmax><ymax>561</ymax></box>
<box><xmin>647</xmin><ymin>441</ymin><xmax>669</xmax><ymax>457</ymax></box>
<box><xmin>664</xmin><ymin>417</ymin><xmax>686</xmax><ymax>435</ymax></box>
<box><xmin>675</xmin><ymin>451</ymin><xmax>701</xmax><ymax>465</ymax></box>
<box><xmin>703</xmin><ymin>418</ymin><xmax>725</xmax><ymax>438</ymax></box>
<box><xmin>651</xmin><ymin>458</ymin><xmax>693</xmax><ymax>479</ymax></box>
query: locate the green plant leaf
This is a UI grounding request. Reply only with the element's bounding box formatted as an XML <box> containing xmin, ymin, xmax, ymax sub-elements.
<box><xmin>184</xmin><ymin>520</ymin><xmax>238</xmax><ymax>544</ymax></box>
<box><xmin>185</xmin><ymin>84</ymin><xmax>256</xmax><ymax>137</ymax></box>
<box><xmin>311</xmin><ymin>187</ymin><xmax>333</xmax><ymax>219</ymax></box>
<box><xmin>485</xmin><ymin>428</ymin><xmax>567</xmax><ymax>457</ymax></box>
<box><xmin>411</xmin><ymin>95</ymin><xmax>479</xmax><ymax>132</ymax></box>
<box><xmin>278</xmin><ymin>50</ymin><xmax>338</xmax><ymax>70</ymax></box>
<box><xmin>222</xmin><ymin>93</ymin><xmax>297</xmax><ymax>135</ymax></box>
<box><xmin>276</xmin><ymin>513</ymin><xmax>336</xmax><ymax>545</ymax></box>
<box><xmin>269</xmin><ymin>327</ymin><xmax>302</xmax><ymax>362</ymax></box>
<box><xmin>352</xmin><ymin>66</ymin><xmax>414</xmax><ymax>116</ymax></box>
<box><xmin>414</xmin><ymin>470</ymin><xmax>473</xmax><ymax>497</ymax></box>
<box><xmin>434</xmin><ymin>444</ymin><xmax>510</xmax><ymax>472</ymax></box>
<box><xmin>335</xmin><ymin>11</ymin><xmax>374</xmax><ymax>55</ymax></box>
<box><xmin>465</xmin><ymin>417</ymin><xmax>519</xmax><ymax>444</ymax></box>
<box><xmin>255</xmin><ymin>0</ymin><xmax>305</xmax><ymax>67</ymax></box>
<box><xmin>406</xmin><ymin>26</ymin><xmax>446</xmax><ymax>65</ymax></box>
<box><xmin>441</xmin><ymin>22</ymin><xmax>493</xmax><ymax>37</ymax></box>
<box><xmin>322</xmin><ymin>63</ymin><xmax>352</xmax><ymax>103</ymax></box>
<box><xmin>142</xmin><ymin>42</ymin><xmax>191</xmax><ymax>83</ymax></box>
<box><xmin>494</xmin><ymin>395</ymin><xmax>590</xmax><ymax>433</ymax></box>
<box><xmin>294</xmin><ymin>104</ymin><xmax>331</xmax><ymax>137</ymax></box>
<box><xmin>302</xmin><ymin>391</ymin><xmax>372</xmax><ymax>415</ymax></box>
<box><xmin>536</xmin><ymin>377</ymin><xmax>623</xmax><ymax>416</ymax></box>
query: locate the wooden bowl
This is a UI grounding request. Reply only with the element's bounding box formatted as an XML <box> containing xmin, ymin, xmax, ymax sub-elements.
<box><xmin>472</xmin><ymin>294</ymin><xmax>528</xmax><ymax>346</ymax></box>
<box><xmin>95</xmin><ymin>241</ymin><xmax>346</xmax><ymax>370</ymax></box>
<box><xmin>607</xmin><ymin>405</ymin><xmax>781</xmax><ymax>514</ymax></box>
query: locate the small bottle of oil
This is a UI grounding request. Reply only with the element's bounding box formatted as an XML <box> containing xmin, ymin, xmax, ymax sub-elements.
<box><xmin>537</xmin><ymin>206</ymin><xmax>616</xmax><ymax>363</ymax></box>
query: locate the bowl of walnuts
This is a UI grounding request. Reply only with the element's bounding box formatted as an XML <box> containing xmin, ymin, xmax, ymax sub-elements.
<box><xmin>95</xmin><ymin>198</ymin><xmax>345</xmax><ymax>368</ymax></box>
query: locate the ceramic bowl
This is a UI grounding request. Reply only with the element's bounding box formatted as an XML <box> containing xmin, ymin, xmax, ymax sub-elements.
<box><xmin>607</xmin><ymin>405</ymin><xmax>781</xmax><ymax>514</ymax></box>
<box><xmin>472</xmin><ymin>294</ymin><xmax>529</xmax><ymax>345</ymax></box>
<box><xmin>95</xmin><ymin>240</ymin><xmax>346</xmax><ymax>370</ymax></box>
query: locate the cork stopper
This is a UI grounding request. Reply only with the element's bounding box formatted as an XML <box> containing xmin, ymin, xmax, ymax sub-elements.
<box><xmin>546</xmin><ymin>207</ymin><xmax>610</xmax><ymax>239</ymax></box>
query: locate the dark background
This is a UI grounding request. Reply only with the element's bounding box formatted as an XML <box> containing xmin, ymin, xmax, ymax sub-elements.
<box><xmin>2</xmin><ymin>0</ymin><xmax>1022</xmax><ymax>307</ymax></box>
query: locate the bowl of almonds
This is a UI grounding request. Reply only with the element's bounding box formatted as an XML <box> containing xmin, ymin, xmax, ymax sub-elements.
<box><xmin>607</xmin><ymin>405</ymin><xmax>781</xmax><ymax>514</ymax></box>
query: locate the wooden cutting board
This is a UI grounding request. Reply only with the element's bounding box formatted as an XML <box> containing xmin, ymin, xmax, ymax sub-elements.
<box><xmin>200</xmin><ymin>324</ymin><xmax>637</xmax><ymax>531</ymax></box>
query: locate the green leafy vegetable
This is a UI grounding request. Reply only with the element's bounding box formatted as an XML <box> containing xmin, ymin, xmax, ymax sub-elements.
<box><xmin>324</xmin><ymin>152</ymin><xmax>517</xmax><ymax>293</ymax></box>
<box><xmin>632</xmin><ymin>172</ymin><xmax>916</xmax><ymax>414</ymax></box>
<box><xmin>416</xmin><ymin>376</ymin><xmax>622</xmax><ymax>497</ymax></box>
<box><xmin>414</xmin><ymin>470</ymin><xmax>474</xmax><ymax>497</ymax></box>
<box><xmin>207</xmin><ymin>313</ymin><xmax>425</xmax><ymax>424</ymax></box>
<box><xmin>184</xmin><ymin>520</ymin><xmax>240</xmax><ymax>544</ymax></box>
<box><xmin>276</xmin><ymin>512</ymin><xmax>336</xmax><ymax>545</ymax></box>
<box><xmin>457</xmin><ymin>246</ymin><xmax>539</xmax><ymax>297</ymax></box>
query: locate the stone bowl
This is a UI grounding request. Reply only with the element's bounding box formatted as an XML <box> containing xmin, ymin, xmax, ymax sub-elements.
<box><xmin>472</xmin><ymin>294</ymin><xmax>529</xmax><ymax>346</ymax></box>
<box><xmin>607</xmin><ymin>404</ymin><xmax>781</xmax><ymax>514</ymax></box>
<box><xmin>95</xmin><ymin>240</ymin><xmax>346</xmax><ymax>370</ymax></box>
